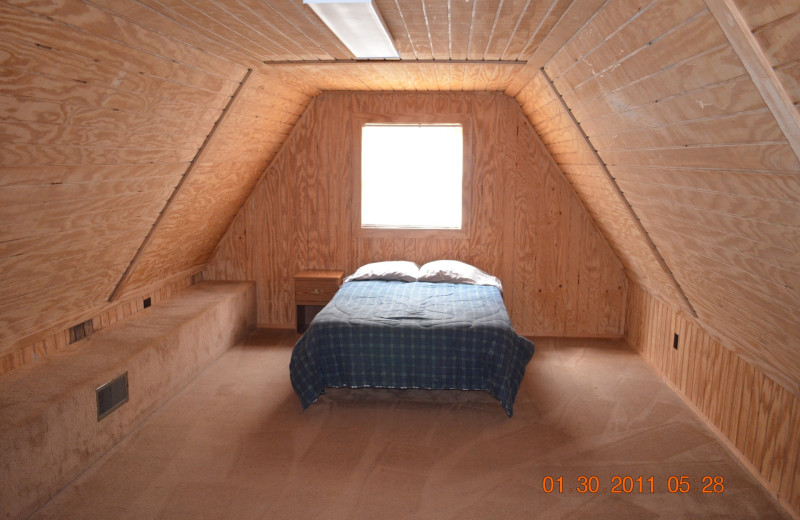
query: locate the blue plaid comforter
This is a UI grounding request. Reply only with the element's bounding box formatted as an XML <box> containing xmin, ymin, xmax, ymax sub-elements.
<box><xmin>289</xmin><ymin>280</ymin><xmax>534</xmax><ymax>416</ymax></box>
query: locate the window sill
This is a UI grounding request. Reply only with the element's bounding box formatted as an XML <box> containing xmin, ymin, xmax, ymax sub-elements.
<box><xmin>356</xmin><ymin>227</ymin><xmax>469</xmax><ymax>240</ymax></box>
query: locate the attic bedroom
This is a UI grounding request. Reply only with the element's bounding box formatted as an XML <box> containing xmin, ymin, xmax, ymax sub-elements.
<box><xmin>1</xmin><ymin>0</ymin><xmax>798</xmax><ymax>519</ymax></box>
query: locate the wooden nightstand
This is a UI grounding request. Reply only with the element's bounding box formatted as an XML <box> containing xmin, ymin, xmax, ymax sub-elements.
<box><xmin>294</xmin><ymin>270</ymin><xmax>344</xmax><ymax>333</ymax></box>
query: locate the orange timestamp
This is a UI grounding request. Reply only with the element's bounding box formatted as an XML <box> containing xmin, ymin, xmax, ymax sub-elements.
<box><xmin>542</xmin><ymin>475</ymin><xmax>725</xmax><ymax>494</ymax></box>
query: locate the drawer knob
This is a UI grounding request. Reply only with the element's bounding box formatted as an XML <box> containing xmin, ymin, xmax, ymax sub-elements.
<box><xmin>311</xmin><ymin>288</ymin><xmax>322</xmax><ymax>295</ymax></box>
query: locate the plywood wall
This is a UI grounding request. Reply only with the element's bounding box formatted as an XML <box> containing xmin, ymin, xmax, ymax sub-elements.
<box><xmin>263</xmin><ymin>62</ymin><xmax>527</xmax><ymax>92</ymax></box>
<box><xmin>0</xmin><ymin>0</ymin><xmax>325</xmax><ymax>367</ymax></box>
<box><xmin>626</xmin><ymin>281</ymin><xmax>800</xmax><ymax>516</ymax></box>
<box><xmin>514</xmin><ymin>69</ymin><xmax>690</xmax><ymax>313</ymax></box>
<box><xmin>0</xmin><ymin>1</ymin><xmax>246</xmax><ymax>360</ymax></box>
<box><xmin>206</xmin><ymin>91</ymin><xmax>626</xmax><ymax>337</ymax></box>
<box><xmin>0</xmin><ymin>270</ymin><xmax>201</xmax><ymax>376</ymax></box>
<box><xmin>525</xmin><ymin>0</ymin><xmax>800</xmax><ymax>398</ymax></box>
<box><xmin>110</xmin><ymin>71</ymin><xmax>317</xmax><ymax>299</ymax></box>
<box><xmin>733</xmin><ymin>0</ymin><xmax>800</xmax><ymax>122</ymax></box>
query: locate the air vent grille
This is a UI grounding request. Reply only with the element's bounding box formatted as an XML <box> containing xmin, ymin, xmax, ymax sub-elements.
<box><xmin>97</xmin><ymin>372</ymin><xmax>128</xmax><ymax>421</ymax></box>
<box><xmin>68</xmin><ymin>319</ymin><xmax>94</xmax><ymax>344</ymax></box>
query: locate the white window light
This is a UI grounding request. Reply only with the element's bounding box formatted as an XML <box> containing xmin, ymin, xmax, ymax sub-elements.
<box><xmin>361</xmin><ymin>124</ymin><xmax>463</xmax><ymax>229</ymax></box>
<box><xmin>304</xmin><ymin>0</ymin><xmax>400</xmax><ymax>60</ymax></box>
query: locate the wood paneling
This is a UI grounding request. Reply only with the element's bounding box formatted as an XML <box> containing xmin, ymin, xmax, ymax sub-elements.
<box><xmin>206</xmin><ymin>91</ymin><xmax>626</xmax><ymax>337</ymax></box>
<box><xmin>76</xmin><ymin>0</ymin><xmax>573</xmax><ymax>64</ymax></box>
<box><xmin>0</xmin><ymin>270</ymin><xmax>200</xmax><ymax>376</ymax></box>
<box><xmin>704</xmin><ymin>0</ymin><xmax>800</xmax><ymax>162</ymax></box>
<box><xmin>0</xmin><ymin>0</ymin><xmax>588</xmax><ymax>356</ymax></box>
<box><xmin>541</xmin><ymin>0</ymin><xmax>800</xmax><ymax>400</ymax></box>
<box><xmin>110</xmin><ymin>71</ymin><xmax>315</xmax><ymax>299</ymax></box>
<box><xmin>2</xmin><ymin>0</ymin><xmax>799</xmax><ymax>516</ymax></box>
<box><xmin>261</xmin><ymin>62</ymin><xmax>527</xmax><ymax>92</ymax></box>
<box><xmin>505</xmin><ymin>0</ymin><xmax>608</xmax><ymax>97</ymax></box>
<box><xmin>513</xmin><ymin>70</ymin><xmax>689</xmax><ymax>311</ymax></box>
<box><xmin>625</xmin><ymin>281</ymin><xmax>800</xmax><ymax>517</ymax></box>
<box><xmin>0</xmin><ymin>2</ymin><xmax>250</xmax><ymax>359</ymax></box>
<box><xmin>737</xmin><ymin>0</ymin><xmax>800</xmax><ymax>105</ymax></box>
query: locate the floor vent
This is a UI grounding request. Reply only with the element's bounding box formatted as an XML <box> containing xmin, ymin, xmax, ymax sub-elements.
<box><xmin>68</xmin><ymin>319</ymin><xmax>94</xmax><ymax>344</ymax></box>
<box><xmin>97</xmin><ymin>372</ymin><xmax>128</xmax><ymax>421</ymax></box>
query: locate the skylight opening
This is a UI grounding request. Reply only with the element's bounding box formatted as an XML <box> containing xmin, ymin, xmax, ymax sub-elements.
<box><xmin>361</xmin><ymin>123</ymin><xmax>463</xmax><ymax>229</ymax></box>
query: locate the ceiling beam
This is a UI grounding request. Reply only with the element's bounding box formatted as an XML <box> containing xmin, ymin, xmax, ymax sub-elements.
<box><xmin>705</xmin><ymin>0</ymin><xmax>800</xmax><ymax>163</ymax></box>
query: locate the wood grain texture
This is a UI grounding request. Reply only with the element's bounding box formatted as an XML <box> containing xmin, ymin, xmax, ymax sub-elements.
<box><xmin>76</xmin><ymin>0</ymin><xmax>571</xmax><ymax>64</ymax></box>
<box><xmin>2</xmin><ymin>5</ymin><xmax>798</xmax><ymax>518</ymax></box>
<box><xmin>110</xmin><ymin>70</ymin><xmax>313</xmax><ymax>300</ymax></box>
<box><xmin>0</xmin><ymin>270</ymin><xmax>200</xmax><ymax>376</ymax></box>
<box><xmin>706</xmin><ymin>0</ymin><xmax>800</xmax><ymax>162</ymax></box>
<box><xmin>513</xmin><ymin>70</ymin><xmax>688</xmax><ymax>312</ymax></box>
<box><xmin>504</xmin><ymin>0</ymin><xmax>608</xmax><ymax>97</ymax></box>
<box><xmin>259</xmin><ymin>62</ymin><xmax>526</xmax><ymax>92</ymax></box>
<box><xmin>84</xmin><ymin>0</ymin><xmax>576</xmax><ymax>64</ymax></box>
<box><xmin>625</xmin><ymin>280</ymin><xmax>800</xmax><ymax>517</ymax></box>
<box><xmin>205</xmin><ymin>91</ymin><xmax>626</xmax><ymax>337</ymax></box>
<box><xmin>542</xmin><ymin>67</ymin><xmax>698</xmax><ymax>317</ymax></box>
<box><xmin>108</xmin><ymin>69</ymin><xmax>255</xmax><ymax>301</ymax></box>
<box><xmin>0</xmin><ymin>2</ymin><xmax>248</xmax><ymax>362</ymax></box>
<box><xmin>542</xmin><ymin>0</ymin><xmax>800</xmax><ymax>404</ymax></box>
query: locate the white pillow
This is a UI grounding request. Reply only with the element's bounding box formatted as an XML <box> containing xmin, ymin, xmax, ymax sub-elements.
<box><xmin>344</xmin><ymin>261</ymin><xmax>420</xmax><ymax>283</ymax></box>
<box><xmin>418</xmin><ymin>260</ymin><xmax>503</xmax><ymax>291</ymax></box>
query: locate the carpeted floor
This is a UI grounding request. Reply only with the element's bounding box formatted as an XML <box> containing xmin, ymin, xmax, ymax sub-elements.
<box><xmin>31</xmin><ymin>329</ymin><xmax>790</xmax><ymax>519</ymax></box>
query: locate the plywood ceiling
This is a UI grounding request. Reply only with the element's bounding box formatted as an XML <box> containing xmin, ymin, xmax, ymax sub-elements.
<box><xmin>93</xmin><ymin>0</ymin><xmax>574</xmax><ymax>63</ymax></box>
<box><xmin>1</xmin><ymin>0</ymin><xmax>798</xmax><ymax>404</ymax></box>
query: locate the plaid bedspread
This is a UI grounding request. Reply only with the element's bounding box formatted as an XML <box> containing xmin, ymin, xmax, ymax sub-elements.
<box><xmin>289</xmin><ymin>280</ymin><xmax>534</xmax><ymax>416</ymax></box>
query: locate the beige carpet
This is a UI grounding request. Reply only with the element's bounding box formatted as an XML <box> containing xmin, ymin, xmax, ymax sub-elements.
<box><xmin>31</xmin><ymin>330</ymin><xmax>790</xmax><ymax>519</ymax></box>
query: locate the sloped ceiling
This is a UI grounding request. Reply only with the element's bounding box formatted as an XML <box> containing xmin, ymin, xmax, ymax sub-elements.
<box><xmin>530</xmin><ymin>0</ymin><xmax>800</xmax><ymax>396</ymax></box>
<box><xmin>1</xmin><ymin>1</ymin><xmax>798</xmax><ymax>397</ymax></box>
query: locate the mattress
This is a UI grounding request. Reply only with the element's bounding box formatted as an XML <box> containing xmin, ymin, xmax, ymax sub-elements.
<box><xmin>289</xmin><ymin>280</ymin><xmax>534</xmax><ymax>416</ymax></box>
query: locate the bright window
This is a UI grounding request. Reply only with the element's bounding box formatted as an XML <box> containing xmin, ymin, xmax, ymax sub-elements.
<box><xmin>361</xmin><ymin>123</ymin><xmax>463</xmax><ymax>229</ymax></box>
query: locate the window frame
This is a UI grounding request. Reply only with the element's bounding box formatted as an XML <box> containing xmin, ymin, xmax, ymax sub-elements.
<box><xmin>352</xmin><ymin>112</ymin><xmax>473</xmax><ymax>239</ymax></box>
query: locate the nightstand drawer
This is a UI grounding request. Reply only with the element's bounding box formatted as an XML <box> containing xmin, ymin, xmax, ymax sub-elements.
<box><xmin>295</xmin><ymin>279</ymin><xmax>340</xmax><ymax>304</ymax></box>
<box><xmin>294</xmin><ymin>270</ymin><xmax>344</xmax><ymax>333</ymax></box>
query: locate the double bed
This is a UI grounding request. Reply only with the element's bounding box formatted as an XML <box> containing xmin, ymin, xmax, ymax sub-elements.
<box><xmin>289</xmin><ymin>261</ymin><xmax>534</xmax><ymax>416</ymax></box>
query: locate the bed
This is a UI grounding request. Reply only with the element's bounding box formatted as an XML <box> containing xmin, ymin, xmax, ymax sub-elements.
<box><xmin>289</xmin><ymin>261</ymin><xmax>535</xmax><ymax>416</ymax></box>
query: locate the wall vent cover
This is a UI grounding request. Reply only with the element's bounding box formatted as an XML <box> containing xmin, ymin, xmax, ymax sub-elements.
<box><xmin>69</xmin><ymin>319</ymin><xmax>94</xmax><ymax>344</ymax></box>
<box><xmin>96</xmin><ymin>372</ymin><xmax>128</xmax><ymax>421</ymax></box>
